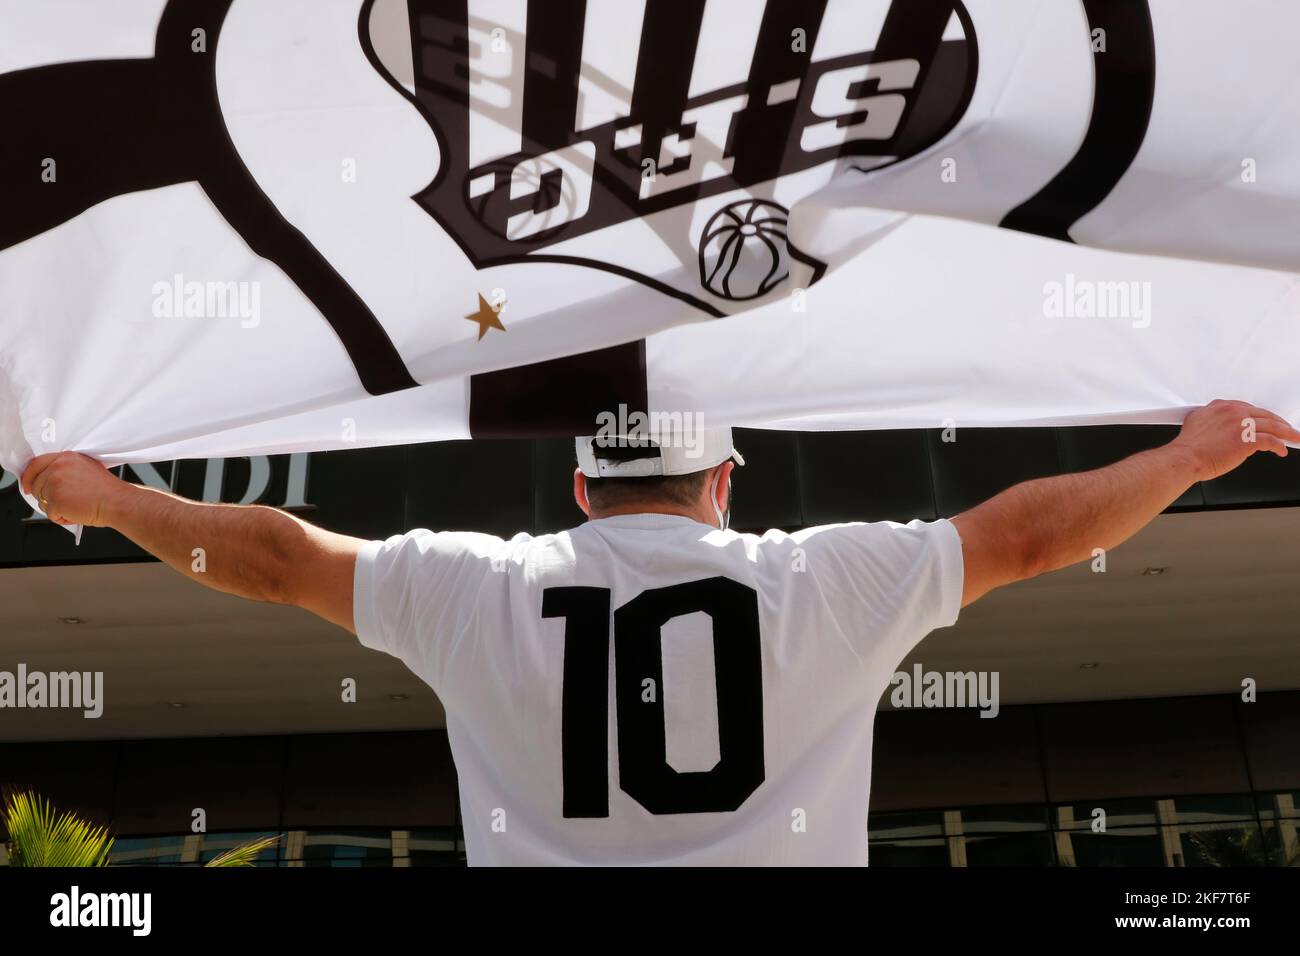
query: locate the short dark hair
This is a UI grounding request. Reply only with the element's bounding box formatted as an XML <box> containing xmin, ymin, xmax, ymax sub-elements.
<box><xmin>584</xmin><ymin>470</ymin><xmax>712</xmax><ymax>511</ymax></box>
<box><xmin>581</xmin><ymin>441</ymin><xmax>713</xmax><ymax>511</ymax></box>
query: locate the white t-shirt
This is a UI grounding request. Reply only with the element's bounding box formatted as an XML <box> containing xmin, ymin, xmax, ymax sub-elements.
<box><xmin>353</xmin><ymin>513</ymin><xmax>964</xmax><ymax>866</ymax></box>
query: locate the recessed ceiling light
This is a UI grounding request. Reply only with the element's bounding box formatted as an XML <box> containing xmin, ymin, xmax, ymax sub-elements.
<box><xmin>58</xmin><ymin>616</ymin><xmax>84</xmax><ymax>625</ymax></box>
<box><xmin>1141</xmin><ymin>567</ymin><xmax>1167</xmax><ymax>576</ymax></box>
<box><xmin>1080</xmin><ymin>662</ymin><xmax>1101</xmax><ymax>670</ymax></box>
<box><xmin>167</xmin><ymin>702</ymin><xmax>186</xmax><ymax>709</ymax></box>
<box><xmin>389</xmin><ymin>694</ymin><xmax>408</xmax><ymax>702</ymax></box>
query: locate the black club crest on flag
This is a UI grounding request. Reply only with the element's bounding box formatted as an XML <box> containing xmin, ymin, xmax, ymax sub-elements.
<box><xmin>387</xmin><ymin>0</ymin><xmax>979</xmax><ymax>318</ymax></box>
<box><xmin>698</xmin><ymin>200</ymin><xmax>791</xmax><ymax>301</ymax></box>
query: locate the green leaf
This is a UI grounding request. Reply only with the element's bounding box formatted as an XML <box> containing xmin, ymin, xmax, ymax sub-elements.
<box><xmin>2</xmin><ymin>789</ymin><xmax>113</xmax><ymax>868</ymax></box>
<box><xmin>204</xmin><ymin>835</ymin><xmax>280</xmax><ymax>867</ymax></box>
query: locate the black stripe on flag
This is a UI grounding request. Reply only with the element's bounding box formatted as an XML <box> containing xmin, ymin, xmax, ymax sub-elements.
<box><xmin>627</xmin><ymin>0</ymin><xmax>709</xmax><ymax>184</ymax></box>
<box><xmin>0</xmin><ymin>0</ymin><xmax>420</xmax><ymax>397</ymax></box>
<box><xmin>520</xmin><ymin>0</ymin><xmax>587</xmax><ymax>152</ymax></box>
<box><xmin>872</xmin><ymin>0</ymin><xmax>959</xmax><ymax>157</ymax></box>
<box><xmin>164</xmin><ymin>0</ymin><xmax>419</xmax><ymax>397</ymax></box>
<box><xmin>732</xmin><ymin>0</ymin><xmax>831</xmax><ymax>183</ymax></box>
<box><xmin>468</xmin><ymin>341</ymin><xmax>648</xmax><ymax>438</ymax></box>
<box><xmin>999</xmin><ymin>0</ymin><xmax>1156</xmax><ymax>242</ymax></box>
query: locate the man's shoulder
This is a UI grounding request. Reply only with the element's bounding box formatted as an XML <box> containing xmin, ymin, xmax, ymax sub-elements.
<box><xmin>368</xmin><ymin>529</ymin><xmax>552</xmax><ymax>573</ymax></box>
<box><xmin>381</xmin><ymin>527</ymin><xmax>513</xmax><ymax>551</ymax></box>
<box><xmin>787</xmin><ymin>518</ymin><xmax>947</xmax><ymax>544</ymax></box>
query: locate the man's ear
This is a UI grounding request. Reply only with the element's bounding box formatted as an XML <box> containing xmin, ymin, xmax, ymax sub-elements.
<box><xmin>713</xmin><ymin>460</ymin><xmax>735</xmax><ymax>510</ymax></box>
<box><xmin>573</xmin><ymin>468</ymin><xmax>591</xmax><ymax>517</ymax></box>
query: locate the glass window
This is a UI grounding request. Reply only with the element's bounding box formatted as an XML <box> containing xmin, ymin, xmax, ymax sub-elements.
<box><xmin>109</xmin><ymin>835</ymin><xmax>188</xmax><ymax>866</ymax></box>
<box><xmin>961</xmin><ymin>832</ymin><xmax>1055</xmax><ymax>866</ymax></box>
<box><xmin>1258</xmin><ymin>819</ymin><xmax>1300</xmax><ymax>866</ymax></box>
<box><xmin>868</xmin><ymin>836</ymin><xmax>949</xmax><ymax>866</ymax></box>
<box><xmin>406</xmin><ymin>827</ymin><xmax>466</xmax><ymax>867</ymax></box>
<box><xmin>1170</xmin><ymin>794</ymin><xmax>1257</xmax><ymax>825</ymax></box>
<box><xmin>296</xmin><ymin>830</ymin><xmax>393</xmax><ymax>868</ymax></box>
<box><xmin>1058</xmin><ymin>826</ymin><xmax>1166</xmax><ymax>867</ymax></box>
<box><xmin>1179</xmin><ymin>822</ymin><xmax>1268</xmax><ymax>867</ymax></box>
<box><xmin>957</xmin><ymin>804</ymin><xmax>1049</xmax><ymax>834</ymax></box>
<box><xmin>868</xmin><ymin>809</ymin><xmax>944</xmax><ymax>841</ymax></box>
<box><xmin>1054</xmin><ymin>799</ymin><xmax>1157</xmax><ymax>831</ymax></box>
<box><xmin>79</xmin><ymin>793</ymin><xmax>1299</xmax><ymax>867</ymax></box>
<box><xmin>1256</xmin><ymin>790</ymin><xmax>1300</xmax><ymax>820</ymax></box>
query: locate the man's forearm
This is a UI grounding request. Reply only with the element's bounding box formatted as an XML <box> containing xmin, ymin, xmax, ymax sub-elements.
<box><xmin>973</xmin><ymin>442</ymin><xmax>1203</xmax><ymax>578</ymax></box>
<box><xmin>1003</xmin><ymin>442</ymin><xmax>1196</xmax><ymax>574</ymax></box>
<box><xmin>102</xmin><ymin>482</ymin><xmax>313</xmax><ymax>604</ymax></box>
<box><xmin>23</xmin><ymin>451</ymin><xmax>364</xmax><ymax>629</ymax></box>
<box><xmin>953</xmin><ymin>440</ymin><xmax>1209</xmax><ymax>604</ymax></box>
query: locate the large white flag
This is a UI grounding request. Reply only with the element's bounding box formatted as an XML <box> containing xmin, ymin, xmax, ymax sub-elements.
<box><xmin>2</xmin><ymin>0</ymin><xmax>1299</xmax><ymax>483</ymax></box>
<box><xmin>87</xmin><ymin>215</ymin><xmax>1300</xmax><ymax>466</ymax></box>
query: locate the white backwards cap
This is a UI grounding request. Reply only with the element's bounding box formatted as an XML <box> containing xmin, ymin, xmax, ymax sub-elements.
<box><xmin>575</xmin><ymin>424</ymin><xmax>744</xmax><ymax>478</ymax></box>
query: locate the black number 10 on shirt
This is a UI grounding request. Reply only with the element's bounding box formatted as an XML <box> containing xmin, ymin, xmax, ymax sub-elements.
<box><xmin>542</xmin><ymin>577</ymin><xmax>765</xmax><ymax>817</ymax></box>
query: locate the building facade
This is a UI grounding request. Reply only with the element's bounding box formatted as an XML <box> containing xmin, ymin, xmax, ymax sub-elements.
<box><xmin>4</xmin><ymin>425</ymin><xmax>1299</xmax><ymax>866</ymax></box>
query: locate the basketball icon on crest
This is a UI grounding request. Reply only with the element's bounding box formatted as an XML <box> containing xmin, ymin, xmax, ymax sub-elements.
<box><xmin>698</xmin><ymin>200</ymin><xmax>791</xmax><ymax>301</ymax></box>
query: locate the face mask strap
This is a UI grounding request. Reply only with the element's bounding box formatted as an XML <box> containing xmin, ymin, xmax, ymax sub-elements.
<box><xmin>710</xmin><ymin>470</ymin><xmax>731</xmax><ymax>530</ymax></box>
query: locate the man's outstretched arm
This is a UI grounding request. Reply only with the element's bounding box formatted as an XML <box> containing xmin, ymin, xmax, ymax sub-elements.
<box><xmin>953</xmin><ymin>400</ymin><xmax>1300</xmax><ymax>607</ymax></box>
<box><xmin>19</xmin><ymin>456</ymin><xmax>363</xmax><ymax>633</ymax></box>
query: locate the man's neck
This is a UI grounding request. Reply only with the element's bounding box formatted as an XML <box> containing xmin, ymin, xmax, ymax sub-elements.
<box><xmin>588</xmin><ymin>502</ymin><xmax>717</xmax><ymax>526</ymax></box>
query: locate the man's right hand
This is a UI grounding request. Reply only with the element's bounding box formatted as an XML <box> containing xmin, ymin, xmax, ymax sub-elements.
<box><xmin>20</xmin><ymin>452</ymin><xmax>130</xmax><ymax>527</ymax></box>
<box><xmin>1169</xmin><ymin>399</ymin><xmax>1300</xmax><ymax>481</ymax></box>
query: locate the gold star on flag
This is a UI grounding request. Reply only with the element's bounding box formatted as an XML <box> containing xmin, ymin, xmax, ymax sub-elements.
<box><xmin>466</xmin><ymin>293</ymin><xmax>506</xmax><ymax>340</ymax></box>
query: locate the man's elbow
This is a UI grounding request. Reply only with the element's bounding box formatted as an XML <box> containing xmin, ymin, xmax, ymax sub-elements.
<box><xmin>254</xmin><ymin>509</ymin><xmax>308</xmax><ymax>607</ymax></box>
<box><xmin>955</xmin><ymin>510</ymin><xmax>1060</xmax><ymax>607</ymax></box>
<box><xmin>1014</xmin><ymin>525</ymin><xmax>1058</xmax><ymax>584</ymax></box>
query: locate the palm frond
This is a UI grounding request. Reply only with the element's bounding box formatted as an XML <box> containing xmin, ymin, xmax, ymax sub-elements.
<box><xmin>204</xmin><ymin>835</ymin><xmax>280</xmax><ymax>867</ymax></box>
<box><xmin>2</xmin><ymin>790</ymin><xmax>113</xmax><ymax>868</ymax></box>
